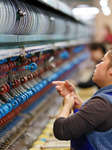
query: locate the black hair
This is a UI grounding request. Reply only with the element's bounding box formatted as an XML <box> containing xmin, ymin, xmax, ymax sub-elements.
<box><xmin>89</xmin><ymin>43</ymin><xmax>106</xmax><ymax>54</ymax></box>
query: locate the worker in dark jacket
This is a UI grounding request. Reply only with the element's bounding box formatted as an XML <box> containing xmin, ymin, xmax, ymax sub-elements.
<box><xmin>52</xmin><ymin>50</ymin><xmax>112</xmax><ymax>150</ymax></box>
<box><xmin>77</xmin><ymin>43</ymin><xmax>106</xmax><ymax>89</ymax></box>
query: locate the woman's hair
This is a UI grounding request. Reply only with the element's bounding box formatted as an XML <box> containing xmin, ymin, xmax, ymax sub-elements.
<box><xmin>107</xmin><ymin>50</ymin><xmax>112</xmax><ymax>66</ymax></box>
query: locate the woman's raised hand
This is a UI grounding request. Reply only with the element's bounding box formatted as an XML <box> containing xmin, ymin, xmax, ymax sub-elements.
<box><xmin>52</xmin><ymin>80</ymin><xmax>79</xmax><ymax>105</ymax></box>
<box><xmin>52</xmin><ymin>80</ymin><xmax>76</xmax><ymax>96</ymax></box>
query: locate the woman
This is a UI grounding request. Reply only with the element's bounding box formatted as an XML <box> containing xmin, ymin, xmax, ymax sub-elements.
<box><xmin>52</xmin><ymin>50</ymin><xmax>112</xmax><ymax>150</ymax></box>
<box><xmin>77</xmin><ymin>43</ymin><xmax>106</xmax><ymax>89</ymax></box>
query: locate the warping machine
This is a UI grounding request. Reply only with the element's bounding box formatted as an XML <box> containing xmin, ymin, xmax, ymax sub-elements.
<box><xmin>0</xmin><ymin>0</ymin><xmax>93</xmax><ymax>149</ymax></box>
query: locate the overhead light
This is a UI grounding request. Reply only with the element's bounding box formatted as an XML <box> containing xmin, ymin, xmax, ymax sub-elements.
<box><xmin>102</xmin><ymin>7</ymin><xmax>111</xmax><ymax>16</ymax></box>
<box><xmin>99</xmin><ymin>0</ymin><xmax>111</xmax><ymax>16</ymax></box>
<box><xmin>72</xmin><ymin>7</ymin><xmax>99</xmax><ymax>15</ymax></box>
<box><xmin>100</xmin><ymin>0</ymin><xmax>108</xmax><ymax>7</ymax></box>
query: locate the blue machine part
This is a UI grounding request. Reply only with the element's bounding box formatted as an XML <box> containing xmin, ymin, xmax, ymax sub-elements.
<box><xmin>25</xmin><ymin>63</ymin><xmax>37</xmax><ymax>71</ymax></box>
<box><xmin>60</xmin><ymin>51</ymin><xmax>69</xmax><ymax>59</ymax></box>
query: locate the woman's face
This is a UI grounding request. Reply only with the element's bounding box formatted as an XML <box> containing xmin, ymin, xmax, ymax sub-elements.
<box><xmin>92</xmin><ymin>52</ymin><xmax>111</xmax><ymax>87</ymax></box>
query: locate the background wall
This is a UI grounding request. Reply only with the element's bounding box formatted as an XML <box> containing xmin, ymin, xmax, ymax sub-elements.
<box><xmin>94</xmin><ymin>0</ymin><xmax>112</xmax><ymax>42</ymax></box>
